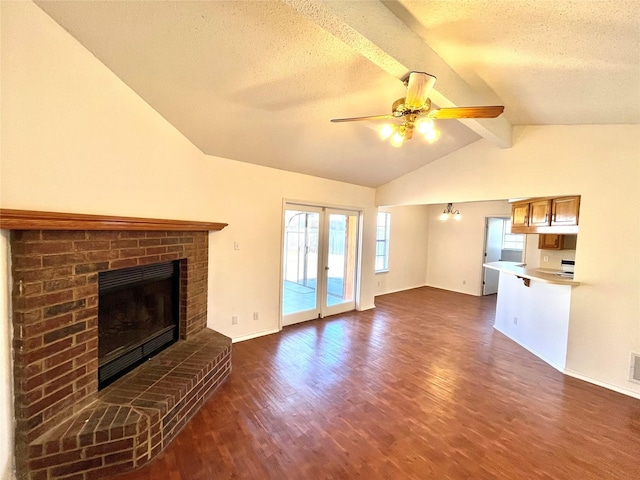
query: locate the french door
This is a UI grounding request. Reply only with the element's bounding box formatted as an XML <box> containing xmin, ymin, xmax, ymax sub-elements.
<box><xmin>281</xmin><ymin>204</ymin><xmax>359</xmax><ymax>326</ymax></box>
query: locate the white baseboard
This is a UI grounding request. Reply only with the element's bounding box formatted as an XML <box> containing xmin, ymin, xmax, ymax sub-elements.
<box><xmin>563</xmin><ymin>368</ymin><xmax>640</xmax><ymax>400</ymax></box>
<box><xmin>357</xmin><ymin>304</ymin><xmax>376</xmax><ymax>311</ymax></box>
<box><xmin>376</xmin><ymin>283</ymin><xmax>428</xmax><ymax>296</ymax></box>
<box><xmin>231</xmin><ymin>328</ymin><xmax>280</xmax><ymax>343</ymax></box>
<box><xmin>493</xmin><ymin>325</ymin><xmax>566</xmax><ymax>372</ymax></box>
<box><xmin>424</xmin><ymin>283</ymin><xmax>480</xmax><ymax>297</ymax></box>
<box><xmin>494</xmin><ymin>325</ymin><xmax>640</xmax><ymax>400</ymax></box>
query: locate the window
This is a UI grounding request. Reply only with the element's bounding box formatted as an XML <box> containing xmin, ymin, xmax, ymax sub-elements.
<box><xmin>502</xmin><ymin>220</ymin><xmax>525</xmax><ymax>250</ymax></box>
<box><xmin>375</xmin><ymin>212</ymin><xmax>390</xmax><ymax>272</ymax></box>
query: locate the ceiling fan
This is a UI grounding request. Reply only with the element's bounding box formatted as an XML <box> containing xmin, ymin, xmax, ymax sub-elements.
<box><xmin>330</xmin><ymin>71</ymin><xmax>504</xmax><ymax>147</ymax></box>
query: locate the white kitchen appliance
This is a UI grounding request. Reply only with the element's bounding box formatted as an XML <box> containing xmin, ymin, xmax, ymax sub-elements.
<box><xmin>557</xmin><ymin>259</ymin><xmax>575</xmax><ymax>278</ymax></box>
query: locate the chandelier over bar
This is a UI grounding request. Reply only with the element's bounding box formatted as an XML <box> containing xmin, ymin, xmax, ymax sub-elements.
<box><xmin>440</xmin><ymin>203</ymin><xmax>462</xmax><ymax>221</ymax></box>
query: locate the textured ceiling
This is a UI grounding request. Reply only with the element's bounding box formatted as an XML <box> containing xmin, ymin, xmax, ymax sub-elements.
<box><xmin>390</xmin><ymin>0</ymin><xmax>640</xmax><ymax>125</ymax></box>
<box><xmin>35</xmin><ymin>0</ymin><xmax>640</xmax><ymax>187</ymax></box>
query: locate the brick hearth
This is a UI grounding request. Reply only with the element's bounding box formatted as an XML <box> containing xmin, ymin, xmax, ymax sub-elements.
<box><xmin>8</xmin><ymin>226</ymin><xmax>231</xmax><ymax>480</ymax></box>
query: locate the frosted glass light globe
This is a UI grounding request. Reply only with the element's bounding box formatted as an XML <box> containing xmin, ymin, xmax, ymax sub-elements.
<box><xmin>379</xmin><ymin>124</ymin><xmax>395</xmax><ymax>140</ymax></box>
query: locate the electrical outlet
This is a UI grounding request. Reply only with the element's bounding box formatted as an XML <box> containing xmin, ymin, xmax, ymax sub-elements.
<box><xmin>513</xmin><ymin>316</ymin><xmax>518</xmax><ymax>325</ymax></box>
<box><xmin>232</xmin><ymin>315</ymin><xmax>238</xmax><ymax>325</ymax></box>
<box><xmin>543</xmin><ymin>255</ymin><xmax>549</xmax><ymax>262</ymax></box>
<box><xmin>233</xmin><ymin>241</ymin><xmax>240</xmax><ymax>251</ymax></box>
<box><xmin>253</xmin><ymin>312</ymin><xmax>259</xmax><ymax>321</ymax></box>
<box><xmin>462</xmin><ymin>280</ymin><xmax>467</xmax><ymax>285</ymax></box>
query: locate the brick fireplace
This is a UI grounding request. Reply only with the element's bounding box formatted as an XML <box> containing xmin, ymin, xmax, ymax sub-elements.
<box><xmin>2</xmin><ymin>209</ymin><xmax>231</xmax><ymax>480</ymax></box>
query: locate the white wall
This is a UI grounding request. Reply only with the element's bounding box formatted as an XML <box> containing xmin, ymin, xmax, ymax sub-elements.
<box><xmin>426</xmin><ymin>201</ymin><xmax>512</xmax><ymax>296</ymax></box>
<box><xmin>206</xmin><ymin>162</ymin><xmax>377</xmax><ymax>340</ymax></box>
<box><xmin>375</xmin><ymin>201</ymin><xmax>512</xmax><ymax>298</ymax></box>
<box><xmin>375</xmin><ymin>205</ymin><xmax>429</xmax><ymax>295</ymax></box>
<box><xmin>0</xmin><ymin>233</ymin><xmax>14</xmax><ymax>480</ymax></box>
<box><xmin>494</xmin><ymin>271</ymin><xmax>571</xmax><ymax>371</ymax></box>
<box><xmin>0</xmin><ymin>1</ymin><xmax>376</xmax><ymax>342</ymax></box>
<box><xmin>523</xmin><ymin>234</ymin><xmax>541</xmax><ymax>269</ymax></box>
<box><xmin>377</xmin><ymin>124</ymin><xmax>640</xmax><ymax>398</ymax></box>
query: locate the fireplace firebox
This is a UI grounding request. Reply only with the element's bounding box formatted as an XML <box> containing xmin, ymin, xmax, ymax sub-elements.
<box><xmin>98</xmin><ymin>260</ymin><xmax>180</xmax><ymax>388</ymax></box>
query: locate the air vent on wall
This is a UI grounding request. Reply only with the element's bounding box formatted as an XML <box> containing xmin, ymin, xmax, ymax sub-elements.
<box><xmin>630</xmin><ymin>353</ymin><xmax>640</xmax><ymax>384</ymax></box>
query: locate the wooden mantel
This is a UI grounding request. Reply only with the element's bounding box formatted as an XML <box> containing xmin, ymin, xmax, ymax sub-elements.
<box><xmin>0</xmin><ymin>208</ymin><xmax>227</xmax><ymax>231</ymax></box>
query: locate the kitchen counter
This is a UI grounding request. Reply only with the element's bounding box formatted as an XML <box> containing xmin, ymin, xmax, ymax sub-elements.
<box><xmin>486</xmin><ymin>261</ymin><xmax>575</xmax><ymax>372</ymax></box>
<box><xmin>483</xmin><ymin>261</ymin><xmax>580</xmax><ymax>286</ymax></box>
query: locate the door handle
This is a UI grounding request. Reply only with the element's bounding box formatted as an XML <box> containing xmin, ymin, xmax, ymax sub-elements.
<box><xmin>324</xmin><ymin>266</ymin><xmax>330</xmax><ymax>270</ymax></box>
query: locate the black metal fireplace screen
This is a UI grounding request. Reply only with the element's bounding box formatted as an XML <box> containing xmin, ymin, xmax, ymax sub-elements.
<box><xmin>97</xmin><ymin>261</ymin><xmax>179</xmax><ymax>389</ymax></box>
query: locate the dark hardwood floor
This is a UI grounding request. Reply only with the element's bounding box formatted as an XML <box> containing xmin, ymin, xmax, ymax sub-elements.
<box><xmin>114</xmin><ymin>287</ymin><xmax>640</xmax><ymax>479</ymax></box>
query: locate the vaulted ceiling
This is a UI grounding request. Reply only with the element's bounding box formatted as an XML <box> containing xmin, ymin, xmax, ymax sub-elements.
<box><xmin>35</xmin><ymin>0</ymin><xmax>640</xmax><ymax>187</ymax></box>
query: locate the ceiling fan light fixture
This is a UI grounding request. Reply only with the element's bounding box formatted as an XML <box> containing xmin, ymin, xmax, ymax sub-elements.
<box><xmin>379</xmin><ymin>123</ymin><xmax>396</xmax><ymax>140</ymax></box>
<box><xmin>329</xmin><ymin>71</ymin><xmax>504</xmax><ymax>147</ymax></box>
<box><xmin>416</xmin><ymin>117</ymin><xmax>439</xmax><ymax>143</ymax></box>
<box><xmin>416</xmin><ymin>118</ymin><xmax>434</xmax><ymax>134</ymax></box>
<box><xmin>424</xmin><ymin>128</ymin><xmax>440</xmax><ymax>144</ymax></box>
<box><xmin>404</xmin><ymin>72</ymin><xmax>437</xmax><ymax>109</ymax></box>
<box><xmin>390</xmin><ymin>130</ymin><xmax>405</xmax><ymax>147</ymax></box>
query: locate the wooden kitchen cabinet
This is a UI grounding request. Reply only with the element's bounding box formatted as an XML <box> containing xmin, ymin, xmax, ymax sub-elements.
<box><xmin>551</xmin><ymin>196</ymin><xmax>580</xmax><ymax>226</ymax></box>
<box><xmin>511</xmin><ymin>202</ymin><xmax>530</xmax><ymax>229</ymax></box>
<box><xmin>510</xmin><ymin>195</ymin><xmax>580</xmax><ymax>234</ymax></box>
<box><xmin>538</xmin><ymin>233</ymin><xmax>578</xmax><ymax>250</ymax></box>
<box><xmin>539</xmin><ymin>234</ymin><xmax>563</xmax><ymax>250</ymax></box>
<box><xmin>530</xmin><ymin>199</ymin><xmax>552</xmax><ymax>226</ymax></box>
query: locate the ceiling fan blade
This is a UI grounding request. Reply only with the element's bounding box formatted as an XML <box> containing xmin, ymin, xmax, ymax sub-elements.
<box><xmin>405</xmin><ymin>72</ymin><xmax>437</xmax><ymax>109</ymax></box>
<box><xmin>429</xmin><ymin>106</ymin><xmax>505</xmax><ymax>119</ymax></box>
<box><xmin>330</xmin><ymin>114</ymin><xmax>395</xmax><ymax>123</ymax></box>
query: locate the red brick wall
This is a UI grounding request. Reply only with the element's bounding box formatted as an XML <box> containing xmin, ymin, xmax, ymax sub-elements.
<box><xmin>10</xmin><ymin>230</ymin><xmax>209</xmax><ymax>477</ymax></box>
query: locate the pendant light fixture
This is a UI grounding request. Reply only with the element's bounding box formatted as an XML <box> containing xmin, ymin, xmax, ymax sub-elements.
<box><xmin>440</xmin><ymin>203</ymin><xmax>462</xmax><ymax>221</ymax></box>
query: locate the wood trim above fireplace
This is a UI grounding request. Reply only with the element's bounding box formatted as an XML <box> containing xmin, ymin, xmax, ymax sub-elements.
<box><xmin>0</xmin><ymin>209</ymin><xmax>227</xmax><ymax>232</ymax></box>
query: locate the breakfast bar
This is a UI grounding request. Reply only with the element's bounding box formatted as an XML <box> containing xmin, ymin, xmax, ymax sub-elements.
<box><xmin>483</xmin><ymin>261</ymin><xmax>579</xmax><ymax>287</ymax></box>
<box><xmin>483</xmin><ymin>261</ymin><xmax>580</xmax><ymax>371</ymax></box>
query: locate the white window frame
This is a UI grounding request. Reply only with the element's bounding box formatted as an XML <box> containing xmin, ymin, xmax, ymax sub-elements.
<box><xmin>375</xmin><ymin>212</ymin><xmax>390</xmax><ymax>272</ymax></box>
<box><xmin>502</xmin><ymin>220</ymin><xmax>525</xmax><ymax>251</ymax></box>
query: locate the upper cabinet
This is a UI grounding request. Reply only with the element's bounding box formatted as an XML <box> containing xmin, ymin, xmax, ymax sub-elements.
<box><xmin>538</xmin><ymin>233</ymin><xmax>578</xmax><ymax>250</ymax></box>
<box><xmin>511</xmin><ymin>202</ymin><xmax>530</xmax><ymax>228</ymax></box>
<box><xmin>538</xmin><ymin>233</ymin><xmax>563</xmax><ymax>250</ymax></box>
<box><xmin>530</xmin><ymin>199</ymin><xmax>552</xmax><ymax>227</ymax></box>
<box><xmin>551</xmin><ymin>196</ymin><xmax>580</xmax><ymax>226</ymax></box>
<box><xmin>510</xmin><ymin>196</ymin><xmax>580</xmax><ymax>234</ymax></box>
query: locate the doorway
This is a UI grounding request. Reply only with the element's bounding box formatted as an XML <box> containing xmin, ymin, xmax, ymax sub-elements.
<box><xmin>281</xmin><ymin>204</ymin><xmax>360</xmax><ymax>326</ymax></box>
<box><xmin>482</xmin><ymin>217</ymin><xmax>524</xmax><ymax>295</ymax></box>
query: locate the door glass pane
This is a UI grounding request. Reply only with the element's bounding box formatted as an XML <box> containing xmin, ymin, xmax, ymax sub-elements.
<box><xmin>326</xmin><ymin>213</ymin><xmax>357</xmax><ymax>307</ymax></box>
<box><xmin>282</xmin><ymin>210</ymin><xmax>319</xmax><ymax>315</ymax></box>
